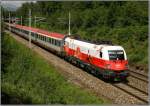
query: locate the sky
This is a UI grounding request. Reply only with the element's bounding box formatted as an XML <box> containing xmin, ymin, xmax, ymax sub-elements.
<box><xmin>2</xmin><ymin>1</ymin><xmax>36</xmax><ymax>8</ymax></box>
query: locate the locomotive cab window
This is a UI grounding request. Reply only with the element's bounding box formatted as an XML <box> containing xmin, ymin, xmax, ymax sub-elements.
<box><xmin>108</xmin><ymin>50</ymin><xmax>124</xmax><ymax>60</ymax></box>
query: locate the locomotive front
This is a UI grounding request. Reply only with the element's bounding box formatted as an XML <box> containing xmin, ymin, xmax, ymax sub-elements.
<box><xmin>100</xmin><ymin>46</ymin><xmax>129</xmax><ymax>81</ymax></box>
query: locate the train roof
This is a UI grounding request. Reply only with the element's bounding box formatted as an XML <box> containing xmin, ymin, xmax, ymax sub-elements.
<box><xmin>9</xmin><ymin>23</ymin><xmax>65</xmax><ymax>39</ymax></box>
<box><xmin>66</xmin><ymin>37</ymin><xmax>124</xmax><ymax>51</ymax></box>
<box><xmin>71</xmin><ymin>34</ymin><xmax>113</xmax><ymax>45</ymax></box>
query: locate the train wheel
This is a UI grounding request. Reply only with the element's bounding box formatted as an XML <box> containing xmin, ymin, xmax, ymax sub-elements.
<box><xmin>80</xmin><ymin>64</ymin><xmax>84</xmax><ymax>69</ymax></box>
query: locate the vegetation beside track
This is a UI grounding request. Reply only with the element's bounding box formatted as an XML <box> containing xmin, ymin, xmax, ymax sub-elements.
<box><xmin>1</xmin><ymin>32</ymin><xmax>107</xmax><ymax>104</ymax></box>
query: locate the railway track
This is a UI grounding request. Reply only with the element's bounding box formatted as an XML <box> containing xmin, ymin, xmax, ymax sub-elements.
<box><xmin>113</xmin><ymin>83</ymin><xmax>148</xmax><ymax>104</ymax></box>
<box><xmin>126</xmin><ymin>76</ymin><xmax>148</xmax><ymax>95</ymax></box>
<box><xmin>125</xmin><ymin>83</ymin><xmax>148</xmax><ymax>95</ymax></box>
<box><xmin>128</xmin><ymin>69</ymin><xmax>148</xmax><ymax>83</ymax></box>
<box><xmin>6</xmin><ymin>30</ymin><xmax>149</xmax><ymax>104</ymax></box>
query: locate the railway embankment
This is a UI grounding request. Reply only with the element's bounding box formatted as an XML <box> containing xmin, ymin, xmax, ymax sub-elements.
<box><xmin>2</xmin><ymin>32</ymin><xmax>107</xmax><ymax>104</ymax></box>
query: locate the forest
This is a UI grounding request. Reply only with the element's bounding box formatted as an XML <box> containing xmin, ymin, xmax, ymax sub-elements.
<box><xmin>2</xmin><ymin>1</ymin><xmax>148</xmax><ymax>71</ymax></box>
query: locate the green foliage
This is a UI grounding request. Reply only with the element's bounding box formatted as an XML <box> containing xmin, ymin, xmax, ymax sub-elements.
<box><xmin>3</xmin><ymin>1</ymin><xmax>148</xmax><ymax>69</ymax></box>
<box><xmin>2</xmin><ymin>33</ymin><xmax>106</xmax><ymax>104</ymax></box>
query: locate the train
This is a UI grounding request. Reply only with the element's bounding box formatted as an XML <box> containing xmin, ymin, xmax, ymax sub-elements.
<box><xmin>5</xmin><ymin>23</ymin><xmax>129</xmax><ymax>81</ymax></box>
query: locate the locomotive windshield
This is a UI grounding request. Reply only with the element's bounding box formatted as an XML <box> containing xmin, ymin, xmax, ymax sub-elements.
<box><xmin>108</xmin><ymin>50</ymin><xmax>124</xmax><ymax>60</ymax></box>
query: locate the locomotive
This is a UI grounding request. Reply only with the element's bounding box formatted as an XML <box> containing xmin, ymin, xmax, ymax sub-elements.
<box><xmin>5</xmin><ymin>23</ymin><xmax>129</xmax><ymax>81</ymax></box>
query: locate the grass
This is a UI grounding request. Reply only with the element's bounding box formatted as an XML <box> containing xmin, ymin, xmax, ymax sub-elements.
<box><xmin>1</xmin><ymin>32</ymin><xmax>109</xmax><ymax>104</ymax></box>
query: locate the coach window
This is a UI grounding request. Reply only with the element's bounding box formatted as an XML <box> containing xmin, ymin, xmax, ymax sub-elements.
<box><xmin>38</xmin><ymin>34</ymin><xmax>40</xmax><ymax>39</ymax></box>
<box><xmin>52</xmin><ymin>39</ymin><xmax>54</xmax><ymax>44</ymax></box>
<box><xmin>47</xmin><ymin>37</ymin><xmax>48</xmax><ymax>42</ymax></box>
<box><xmin>37</xmin><ymin>34</ymin><xmax>39</xmax><ymax>39</ymax></box>
<box><xmin>35</xmin><ymin>34</ymin><xmax>37</xmax><ymax>38</ymax></box>
<box><xmin>43</xmin><ymin>36</ymin><xmax>45</xmax><ymax>41</ymax></box>
<box><xmin>46</xmin><ymin>37</ymin><xmax>48</xmax><ymax>42</ymax></box>
<box><xmin>49</xmin><ymin>38</ymin><xmax>51</xmax><ymax>43</ymax></box>
<box><xmin>53</xmin><ymin>39</ymin><xmax>55</xmax><ymax>44</ymax></box>
<box><xmin>47</xmin><ymin>37</ymin><xmax>49</xmax><ymax>42</ymax></box>
<box><xmin>57</xmin><ymin>41</ymin><xmax>59</xmax><ymax>46</ymax></box>
<box><xmin>44</xmin><ymin>36</ymin><xmax>46</xmax><ymax>41</ymax></box>
<box><xmin>56</xmin><ymin>40</ymin><xmax>58</xmax><ymax>46</ymax></box>
<box><xmin>58</xmin><ymin>41</ymin><xmax>61</xmax><ymax>46</ymax></box>
<box><xmin>53</xmin><ymin>39</ymin><xmax>55</xmax><ymax>45</ymax></box>
<box><xmin>40</xmin><ymin>35</ymin><xmax>42</xmax><ymax>40</ymax></box>
<box><xmin>45</xmin><ymin>36</ymin><xmax>47</xmax><ymax>42</ymax></box>
<box><xmin>31</xmin><ymin>32</ymin><xmax>34</xmax><ymax>37</ymax></box>
<box><xmin>57</xmin><ymin>40</ymin><xmax>59</xmax><ymax>46</ymax></box>
<box><xmin>45</xmin><ymin>37</ymin><xmax>47</xmax><ymax>42</ymax></box>
<box><xmin>33</xmin><ymin>33</ymin><xmax>35</xmax><ymax>37</ymax></box>
<box><xmin>25</xmin><ymin>30</ymin><xmax>27</xmax><ymax>34</ymax></box>
<box><xmin>39</xmin><ymin>35</ymin><xmax>41</xmax><ymax>39</ymax></box>
<box><xmin>51</xmin><ymin>39</ymin><xmax>54</xmax><ymax>44</ymax></box>
<box><xmin>54</xmin><ymin>39</ymin><xmax>56</xmax><ymax>45</ymax></box>
<box><xmin>55</xmin><ymin>40</ymin><xmax>58</xmax><ymax>46</ymax></box>
<box><xmin>24</xmin><ymin>30</ymin><xmax>26</xmax><ymax>34</ymax></box>
<box><xmin>55</xmin><ymin>40</ymin><xmax>57</xmax><ymax>45</ymax></box>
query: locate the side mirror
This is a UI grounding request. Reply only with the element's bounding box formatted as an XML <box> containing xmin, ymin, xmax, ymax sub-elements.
<box><xmin>100</xmin><ymin>51</ymin><xmax>102</xmax><ymax>58</ymax></box>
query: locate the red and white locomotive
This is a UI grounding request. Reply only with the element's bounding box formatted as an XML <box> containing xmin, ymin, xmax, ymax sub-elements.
<box><xmin>5</xmin><ymin>23</ymin><xmax>129</xmax><ymax>81</ymax></box>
